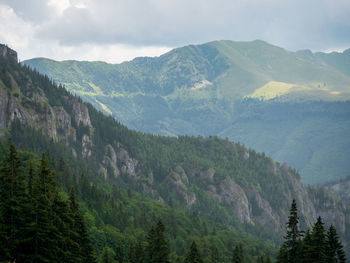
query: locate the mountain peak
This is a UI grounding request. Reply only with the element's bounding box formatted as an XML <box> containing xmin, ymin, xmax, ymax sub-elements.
<box><xmin>0</xmin><ymin>44</ymin><xmax>18</xmax><ymax>63</ymax></box>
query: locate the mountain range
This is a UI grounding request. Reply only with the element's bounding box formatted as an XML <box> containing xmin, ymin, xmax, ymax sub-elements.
<box><xmin>1</xmin><ymin>44</ymin><xmax>350</xmax><ymax>261</ymax></box>
<box><xmin>24</xmin><ymin>40</ymin><xmax>350</xmax><ymax>184</ymax></box>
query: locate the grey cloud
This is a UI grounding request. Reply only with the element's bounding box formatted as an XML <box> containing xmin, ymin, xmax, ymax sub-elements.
<box><xmin>0</xmin><ymin>0</ymin><xmax>54</xmax><ymax>23</ymax></box>
<box><xmin>5</xmin><ymin>0</ymin><xmax>350</xmax><ymax>50</ymax></box>
<box><xmin>37</xmin><ymin>6</ymin><xmax>100</xmax><ymax>44</ymax></box>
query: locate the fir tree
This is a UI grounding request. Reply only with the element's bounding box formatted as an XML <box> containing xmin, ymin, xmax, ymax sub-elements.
<box><xmin>184</xmin><ymin>241</ymin><xmax>203</xmax><ymax>263</ymax></box>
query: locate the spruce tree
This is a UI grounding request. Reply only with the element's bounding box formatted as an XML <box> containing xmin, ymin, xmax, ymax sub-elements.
<box><xmin>277</xmin><ymin>199</ymin><xmax>303</xmax><ymax>263</ymax></box>
<box><xmin>309</xmin><ymin>216</ymin><xmax>327</xmax><ymax>263</ymax></box>
<box><xmin>210</xmin><ymin>245</ymin><xmax>219</xmax><ymax>263</ymax></box>
<box><xmin>326</xmin><ymin>225</ymin><xmax>346</xmax><ymax>263</ymax></box>
<box><xmin>0</xmin><ymin>144</ymin><xmax>28</xmax><ymax>262</ymax></box>
<box><xmin>184</xmin><ymin>241</ymin><xmax>204</xmax><ymax>263</ymax></box>
<box><xmin>32</xmin><ymin>153</ymin><xmax>57</xmax><ymax>263</ymax></box>
<box><xmin>232</xmin><ymin>244</ymin><xmax>244</xmax><ymax>263</ymax></box>
<box><xmin>301</xmin><ymin>229</ymin><xmax>313</xmax><ymax>263</ymax></box>
<box><xmin>100</xmin><ymin>246</ymin><xmax>113</xmax><ymax>263</ymax></box>
<box><xmin>147</xmin><ymin>220</ymin><xmax>170</xmax><ymax>263</ymax></box>
<box><xmin>69</xmin><ymin>187</ymin><xmax>96</xmax><ymax>263</ymax></box>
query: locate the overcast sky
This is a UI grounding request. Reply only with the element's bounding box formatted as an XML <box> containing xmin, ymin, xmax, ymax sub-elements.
<box><xmin>0</xmin><ymin>0</ymin><xmax>349</xmax><ymax>63</ymax></box>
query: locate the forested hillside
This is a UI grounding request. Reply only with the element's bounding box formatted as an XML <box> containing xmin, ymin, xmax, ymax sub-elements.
<box><xmin>1</xmin><ymin>44</ymin><xmax>349</xmax><ymax>261</ymax></box>
<box><xmin>24</xmin><ymin>40</ymin><xmax>350</xmax><ymax>184</ymax></box>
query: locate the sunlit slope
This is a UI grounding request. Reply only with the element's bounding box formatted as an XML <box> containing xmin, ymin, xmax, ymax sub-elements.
<box><xmin>208</xmin><ymin>40</ymin><xmax>350</xmax><ymax>99</ymax></box>
<box><xmin>244</xmin><ymin>81</ymin><xmax>348</xmax><ymax>101</ymax></box>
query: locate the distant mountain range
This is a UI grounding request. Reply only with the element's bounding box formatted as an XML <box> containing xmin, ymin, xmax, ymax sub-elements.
<box><xmin>24</xmin><ymin>40</ymin><xmax>350</xmax><ymax>184</ymax></box>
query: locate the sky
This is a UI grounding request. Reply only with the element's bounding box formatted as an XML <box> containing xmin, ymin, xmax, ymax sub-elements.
<box><xmin>0</xmin><ymin>0</ymin><xmax>349</xmax><ymax>63</ymax></box>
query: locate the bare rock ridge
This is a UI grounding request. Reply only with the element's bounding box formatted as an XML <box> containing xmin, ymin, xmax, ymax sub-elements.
<box><xmin>0</xmin><ymin>44</ymin><xmax>18</xmax><ymax>63</ymax></box>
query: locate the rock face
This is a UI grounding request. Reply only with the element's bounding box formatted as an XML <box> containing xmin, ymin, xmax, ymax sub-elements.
<box><xmin>72</xmin><ymin>102</ymin><xmax>92</xmax><ymax>127</ymax></box>
<box><xmin>220</xmin><ymin>177</ymin><xmax>253</xmax><ymax>224</ymax></box>
<box><xmin>0</xmin><ymin>63</ymin><xmax>92</xmax><ymax>156</ymax></box>
<box><xmin>326</xmin><ymin>178</ymin><xmax>350</xmax><ymax>202</ymax></box>
<box><xmin>0</xmin><ymin>44</ymin><xmax>18</xmax><ymax>63</ymax></box>
<box><xmin>0</xmin><ymin>89</ymin><xmax>9</xmax><ymax>132</ymax></box>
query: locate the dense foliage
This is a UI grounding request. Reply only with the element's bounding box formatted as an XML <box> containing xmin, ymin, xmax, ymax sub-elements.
<box><xmin>277</xmin><ymin>200</ymin><xmax>346</xmax><ymax>263</ymax></box>
<box><xmin>0</xmin><ymin>144</ymin><xmax>95</xmax><ymax>262</ymax></box>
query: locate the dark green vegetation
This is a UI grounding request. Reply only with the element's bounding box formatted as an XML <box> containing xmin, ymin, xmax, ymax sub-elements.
<box><xmin>0</xmin><ymin>144</ymin><xmax>95</xmax><ymax>263</ymax></box>
<box><xmin>277</xmin><ymin>200</ymin><xmax>346</xmax><ymax>263</ymax></box>
<box><xmin>1</xmin><ymin>45</ymin><xmax>349</xmax><ymax>262</ymax></box>
<box><xmin>24</xmin><ymin>40</ymin><xmax>350</xmax><ymax>184</ymax></box>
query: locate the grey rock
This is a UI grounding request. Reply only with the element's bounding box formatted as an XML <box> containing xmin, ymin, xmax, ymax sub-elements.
<box><xmin>0</xmin><ymin>44</ymin><xmax>18</xmax><ymax>63</ymax></box>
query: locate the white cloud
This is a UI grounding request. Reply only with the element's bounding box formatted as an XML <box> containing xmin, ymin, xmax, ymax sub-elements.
<box><xmin>0</xmin><ymin>0</ymin><xmax>349</xmax><ymax>62</ymax></box>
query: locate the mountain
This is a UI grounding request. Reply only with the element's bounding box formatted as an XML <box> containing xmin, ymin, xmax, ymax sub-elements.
<box><xmin>2</xmin><ymin>44</ymin><xmax>350</xmax><ymax>260</ymax></box>
<box><xmin>24</xmin><ymin>40</ymin><xmax>350</xmax><ymax>185</ymax></box>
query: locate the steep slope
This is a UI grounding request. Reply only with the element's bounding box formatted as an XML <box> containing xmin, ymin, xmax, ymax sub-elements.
<box><xmin>24</xmin><ymin>40</ymin><xmax>350</xmax><ymax>185</ymax></box>
<box><xmin>2</xmin><ymin>44</ymin><xmax>350</xmax><ymax>258</ymax></box>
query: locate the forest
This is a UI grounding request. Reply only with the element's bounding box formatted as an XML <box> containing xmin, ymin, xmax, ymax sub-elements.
<box><xmin>0</xmin><ymin>144</ymin><xmax>346</xmax><ymax>262</ymax></box>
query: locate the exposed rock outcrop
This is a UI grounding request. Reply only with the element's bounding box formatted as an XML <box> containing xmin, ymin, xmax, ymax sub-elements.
<box><xmin>0</xmin><ymin>44</ymin><xmax>18</xmax><ymax>63</ymax></box>
<box><xmin>162</xmin><ymin>167</ymin><xmax>196</xmax><ymax>207</ymax></box>
<box><xmin>117</xmin><ymin>148</ymin><xmax>138</xmax><ymax>177</ymax></box>
<box><xmin>220</xmin><ymin>177</ymin><xmax>253</xmax><ymax>224</ymax></box>
<box><xmin>72</xmin><ymin>102</ymin><xmax>92</xmax><ymax>127</ymax></box>
<box><xmin>100</xmin><ymin>144</ymin><xmax>119</xmax><ymax>179</ymax></box>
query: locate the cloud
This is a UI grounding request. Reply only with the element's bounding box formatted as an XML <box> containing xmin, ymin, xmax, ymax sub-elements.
<box><xmin>0</xmin><ymin>0</ymin><xmax>349</xmax><ymax>62</ymax></box>
<box><xmin>32</xmin><ymin>0</ymin><xmax>350</xmax><ymax>50</ymax></box>
<box><xmin>0</xmin><ymin>0</ymin><xmax>55</xmax><ymax>23</ymax></box>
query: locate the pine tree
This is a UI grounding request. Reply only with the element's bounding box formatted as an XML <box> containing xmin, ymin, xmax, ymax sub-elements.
<box><xmin>184</xmin><ymin>241</ymin><xmax>204</xmax><ymax>263</ymax></box>
<box><xmin>326</xmin><ymin>225</ymin><xmax>346</xmax><ymax>263</ymax></box>
<box><xmin>232</xmin><ymin>244</ymin><xmax>244</xmax><ymax>263</ymax></box>
<box><xmin>0</xmin><ymin>144</ymin><xmax>28</xmax><ymax>262</ymax></box>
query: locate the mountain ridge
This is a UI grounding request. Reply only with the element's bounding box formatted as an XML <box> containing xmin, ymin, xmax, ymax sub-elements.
<box><xmin>23</xmin><ymin>40</ymin><xmax>350</xmax><ymax>185</ymax></box>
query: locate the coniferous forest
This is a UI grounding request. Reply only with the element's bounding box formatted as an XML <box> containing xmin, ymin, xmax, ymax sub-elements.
<box><xmin>0</xmin><ymin>144</ymin><xmax>347</xmax><ymax>262</ymax></box>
